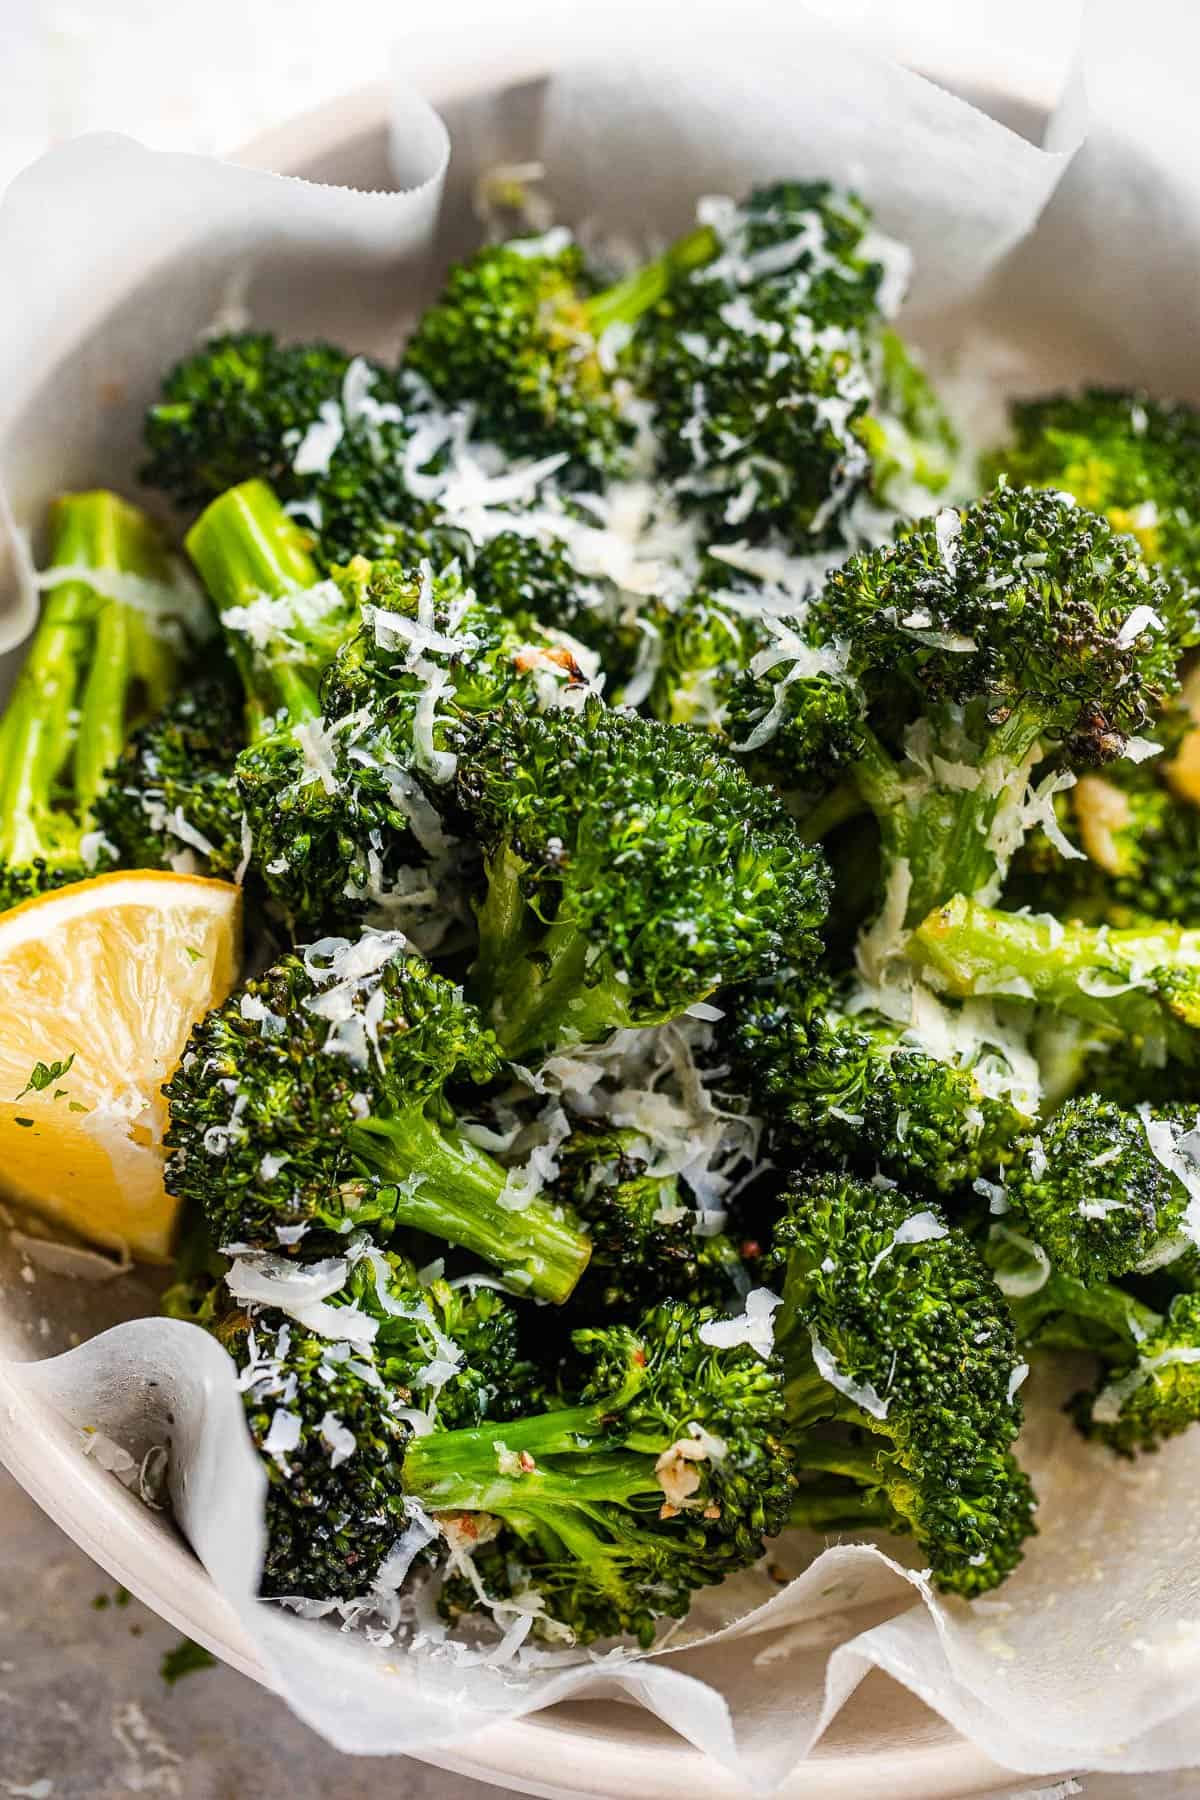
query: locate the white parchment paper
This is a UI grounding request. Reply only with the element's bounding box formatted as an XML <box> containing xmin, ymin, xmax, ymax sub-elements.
<box><xmin>4</xmin><ymin>1</ymin><xmax>1200</xmax><ymax>1788</ymax></box>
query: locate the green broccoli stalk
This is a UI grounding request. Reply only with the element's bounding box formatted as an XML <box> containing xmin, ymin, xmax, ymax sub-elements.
<box><xmin>984</xmin><ymin>388</ymin><xmax>1200</xmax><ymax>587</ymax></box>
<box><xmin>453</xmin><ymin>698</ymin><xmax>830</xmax><ymax>1059</ymax></box>
<box><xmin>403</xmin><ymin>224</ymin><xmax>718</xmax><ymax>473</ymax></box>
<box><xmin>401</xmin><ymin>1299</ymin><xmax>794</xmax><ymax>1646</ymax></box>
<box><xmin>142</xmin><ymin>332</ymin><xmax>430</xmax><ymax>564</ymax></box>
<box><xmin>207</xmin><ymin>1246</ymin><xmax>537</xmax><ymax>1598</ymax></box>
<box><xmin>913</xmin><ymin>894</ymin><xmax>1200</xmax><ymax>1066</ymax></box>
<box><xmin>770</xmin><ymin>1172</ymin><xmax>1037</xmax><ymax>1596</ymax></box>
<box><xmin>727</xmin><ymin>486</ymin><xmax>1193</xmax><ymax>930</ymax></box>
<box><xmin>728</xmin><ymin>969</ymin><xmax>1035</xmax><ymax>1195</ymax></box>
<box><xmin>0</xmin><ymin>491</ymin><xmax>193</xmax><ymax>909</ymax></box>
<box><xmin>163</xmin><ymin>937</ymin><xmax>592</xmax><ymax>1304</ymax></box>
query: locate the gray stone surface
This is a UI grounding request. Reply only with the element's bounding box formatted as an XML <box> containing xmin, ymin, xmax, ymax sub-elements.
<box><xmin>0</xmin><ymin>1466</ymin><xmax>515</xmax><ymax>1800</ymax></box>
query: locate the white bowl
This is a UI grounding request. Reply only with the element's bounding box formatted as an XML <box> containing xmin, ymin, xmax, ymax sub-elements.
<box><xmin>0</xmin><ymin>70</ymin><xmax>1041</xmax><ymax>1800</ymax></box>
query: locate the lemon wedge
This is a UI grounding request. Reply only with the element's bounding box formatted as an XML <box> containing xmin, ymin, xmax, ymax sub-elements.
<box><xmin>0</xmin><ymin>871</ymin><xmax>242</xmax><ymax>1260</ymax></box>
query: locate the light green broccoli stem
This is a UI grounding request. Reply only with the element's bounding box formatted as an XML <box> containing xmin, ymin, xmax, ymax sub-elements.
<box><xmin>472</xmin><ymin>845</ymin><xmax>644</xmax><ymax>1057</ymax></box>
<box><xmin>0</xmin><ymin>491</ymin><xmax>174</xmax><ymax>870</ymax></box>
<box><xmin>912</xmin><ymin>894</ymin><xmax>1200</xmax><ymax>1059</ymax></box>
<box><xmin>348</xmin><ymin>1110</ymin><xmax>591</xmax><ymax>1305</ymax></box>
<box><xmin>787</xmin><ymin>1481</ymin><xmax>895</xmax><ymax>1534</ymax></box>
<box><xmin>404</xmin><ymin>1427</ymin><xmax>653</xmax><ymax>1517</ymax></box>
<box><xmin>851</xmin><ymin>707</ymin><xmax>1044</xmax><ymax>927</ymax></box>
<box><xmin>584</xmin><ymin>224</ymin><xmax>719</xmax><ymax>337</ymax></box>
<box><xmin>185</xmin><ymin>478</ymin><xmax>321</xmax><ymax>736</ymax></box>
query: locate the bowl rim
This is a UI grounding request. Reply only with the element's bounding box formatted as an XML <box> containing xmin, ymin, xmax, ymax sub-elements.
<box><xmin>0</xmin><ymin>69</ymin><xmax>1022</xmax><ymax>1800</ymax></box>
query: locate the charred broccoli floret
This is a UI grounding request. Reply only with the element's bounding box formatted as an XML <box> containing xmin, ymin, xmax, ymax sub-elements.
<box><xmin>730</xmin><ymin>486</ymin><xmax>1194</xmax><ymax>928</ymax></box>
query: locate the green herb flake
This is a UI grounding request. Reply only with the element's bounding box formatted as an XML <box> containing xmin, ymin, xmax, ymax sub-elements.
<box><xmin>160</xmin><ymin>1638</ymin><xmax>217</xmax><ymax>1685</ymax></box>
<box><xmin>15</xmin><ymin>1052</ymin><xmax>76</xmax><ymax>1101</ymax></box>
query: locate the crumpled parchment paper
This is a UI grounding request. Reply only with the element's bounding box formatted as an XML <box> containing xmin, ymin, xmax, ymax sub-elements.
<box><xmin>4</xmin><ymin>1</ymin><xmax>1200</xmax><ymax>1789</ymax></box>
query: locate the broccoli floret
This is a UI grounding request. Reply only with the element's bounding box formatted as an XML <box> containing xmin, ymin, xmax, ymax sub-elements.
<box><xmin>92</xmin><ymin>672</ymin><xmax>246</xmax><ymax>879</ymax></box>
<box><xmin>404</xmin><ymin>225</ymin><xmax>717</xmax><ymax>474</ymax></box>
<box><xmin>0</xmin><ymin>491</ymin><xmax>194</xmax><ymax>909</ymax></box>
<box><xmin>401</xmin><ymin>1299</ymin><xmax>794</xmax><ymax>1646</ymax></box>
<box><xmin>163</xmin><ymin>935</ymin><xmax>591</xmax><ymax>1304</ymax></box>
<box><xmin>729</xmin><ymin>970</ymin><xmax>1034</xmax><ymax>1194</ymax></box>
<box><xmin>730</xmin><ymin>486</ymin><xmax>1194</xmax><ymax>928</ymax></box>
<box><xmin>1003</xmin><ymin>1096</ymin><xmax>1191</xmax><ymax>1285</ymax></box>
<box><xmin>642</xmin><ymin>185</ymin><xmax>951</xmax><ymax>544</ymax></box>
<box><xmin>453</xmin><ymin>698</ymin><xmax>830</xmax><ymax>1058</ymax></box>
<box><xmin>1069</xmin><ymin>1292</ymin><xmax>1200</xmax><ymax>1455</ymax></box>
<box><xmin>985</xmin><ymin>388</ymin><xmax>1200</xmax><ymax>587</ymax></box>
<box><xmin>208</xmin><ymin>1247</ymin><xmax>534</xmax><ymax>1598</ymax></box>
<box><xmin>552</xmin><ymin>1128</ymin><xmax>752</xmax><ymax>1320</ymax></box>
<box><xmin>142</xmin><ymin>331</ymin><xmax>431</xmax><ymax>564</ymax></box>
<box><xmin>770</xmin><ymin>1172</ymin><xmax>1037</xmax><ymax>1596</ymax></box>
<box><xmin>621</xmin><ymin>593</ymin><xmax>751</xmax><ymax>730</ymax></box>
<box><xmin>913</xmin><ymin>894</ymin><xmax>1200</xmax><ymax>1067</ymax></box>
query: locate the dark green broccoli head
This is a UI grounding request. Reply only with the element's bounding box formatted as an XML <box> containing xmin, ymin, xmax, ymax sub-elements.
<box><xmin>404</xmin><ymin>238</ymin><xmax>631</xmax><ymax>471</ymax></box>
<box><xmin>92</xmin><ymin>673</ymin><xmax>246</xmax><ymax>880</ymax></box>
<box><xmin>165</xmin><ymin>937</ymin><xmax>591</xmax><ymax>1302</ymax></box>
<box><xmin>142</xmin><ymin>332</ymin><xmax>429</xmax><ymax>562</ymax></box>
<box><xmin>729</xmin><ymin>970</ymin><xmax>1031</xmax><ymax>1194</ymax></box>
<box><xmin>403</xmin><ymin>1298</ymin><xmax>793</xmax><ymax>1646</ymax></box>
<box><xmin>553</xmin><ymin>1128</ymin><xmax>752</xmax><ymax>1320</ymax></box>
<box><xmin>455</xmin><ymin>698</ymin><xmax>830</xmax><ymax>1056</ymax></box>
<box><xmin>771</xmin><ymin>1171</ymin><xmax>1036</xmax><ymax>1595</ymax></box>
<box><xmin>817</xmin><ymin>485</ymin><xmax>1189</xmax><ymax>762</ymax></box>
<box><xmin>1005</xmin><ymin>1097</ymin><xmax>1190</xmax><ymax>1286</ymax></box>
<box><xmin>214</xmin><ymin>1245</ymin><xmax>533</xmax><ymax>1599</ymax></box>
<box><xmin>1070</xmin><ymin>1291</ymin><xmax>1200</xmax><ymax>1455</ymax></box>
<box><xmin>985</xmin><ymin>388</ymin><xmax>1200</xmax><ymax>586</ymax></box>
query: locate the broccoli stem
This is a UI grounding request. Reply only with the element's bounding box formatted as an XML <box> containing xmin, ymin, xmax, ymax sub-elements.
<box><xmin>787</xmin><ymin>1480</ymin><xmax>894</xmax><ymax>1534</ymax></box>
<box><xmin>471</xmin><ymin>846</ymin><xmax>639</xmax><ymax>1057</ymax></box>
<box><xmin>584</xmin><ymin>225</ymin><xmax>719</xmax><ymax>337</ymax></box>
<box><xmin>0</xmin><ymin>492</ymin><xmax>173</xmax><ymax>869</ymax></box>
<box><xmin>185</xmin><ymin>479</ymin><xmax>321</xmax><ymax>734</ymax></box>
<box><xmin>913</xmin><ymin>894</ymin><xmax>1200</xmax><ymax>1057</ymax></box>
<box><xmin>849</xmin><ymin>709</ymin><xmax>1044</xmax><ymax>927</ymax></box>
<box><xmin>405</xmin><ymin>1433</ymin><xmax>652</xmax><ymax>1515</ymax></box>
<box><xmin>348</xmin><ymin>1112</ymin><xmax>591</xmax><ymax>1304</ymax></box>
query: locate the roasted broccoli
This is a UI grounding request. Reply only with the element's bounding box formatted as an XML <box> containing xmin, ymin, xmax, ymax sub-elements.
<box><xmin>404</xmin><ymin>223</ymin><xmax>717</xmax><ymax>473</ymax></box>
<box><xmin>914</xmin><ymin>894</ymin><xmax>1200</xmax><ymax>1067</ymax></box>
<box><xmin>402</xmin><ymin>1298</ymin><xmax>794</xmax><ymax>1645</ymax></box>
<box><xmin>0</xmin><ymin>491</ymin><xmax>196</xmax><ymax>909</ymax></box>
<box><xmin>985</xmin><ymin>388</ymin><xmax>1200</xmax><ymax>587</ymax></box>
<box><xmin>728</xmin><ymin>485</ymin><xmax>1192</xmax><ymax>927</ymax></box>
<box><xmin>771</xmin><ymin>1172</ymin><xmax>1037</xmax><ymax>1595</ymax></box>
<box><xmin>163</xmin><ymin>935</ymin><xmax>592</xmax><ymax>1303</ymax></box>
<box><xmin>552</xmin><ymin>1127</ymin><xmax>752</xmax><ymax>1320</ymax></box>
<box><xmin>454</xmin><ymin>698</ymin><xmax>830</xmax><ymax>1058</ymax></box>
<box><xmin>142</xmin><ymin>331</ymin><xmax>432</xmax><ymax>564</ymax></box>
<box><xmin>729</xmin><ymin>969</ymin><xmax>1035</xmax><ymax>1194</ymax></box>
<box><xmin>211</xmin><ymin>1245</ymin><xmax>535</xmax><ymax>1597</ymax></box>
